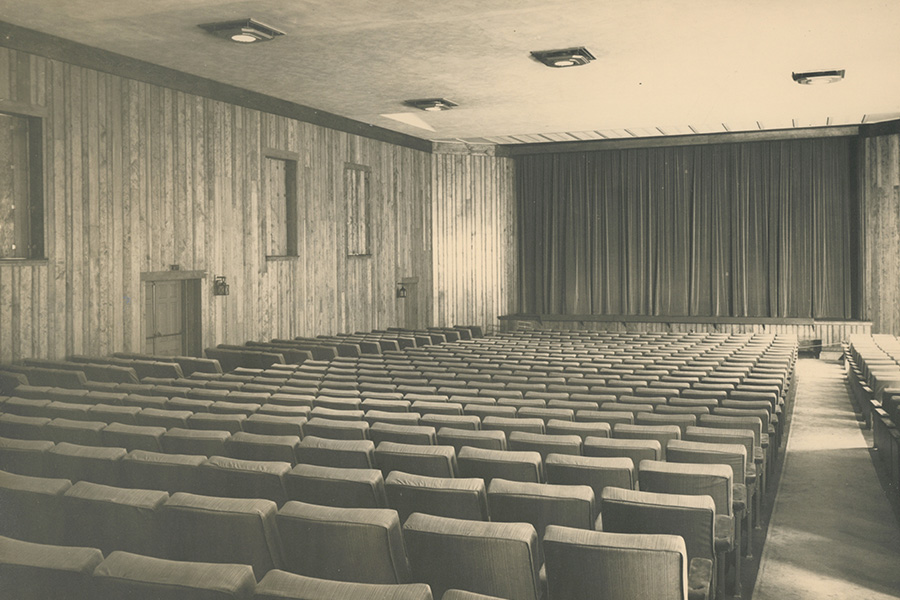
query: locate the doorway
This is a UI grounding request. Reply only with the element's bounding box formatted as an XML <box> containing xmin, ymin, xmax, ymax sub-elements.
<box><xmin>401</xmin><ymin>277</ymin><xmax>419</xmax><ymax>330</ymax></box>
<box><xmin>143</xmin><ymin>273</ymin><xmax>202</xmax><ymax>356</ymax></box>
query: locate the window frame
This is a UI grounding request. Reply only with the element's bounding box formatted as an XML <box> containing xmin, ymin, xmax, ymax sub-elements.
<box><xmin>0</xmin><ymin>107</ymin><xmax>45</xmax><ymax>262</ymax></box>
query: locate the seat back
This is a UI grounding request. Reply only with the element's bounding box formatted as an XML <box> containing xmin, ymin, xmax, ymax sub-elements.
<box><xmin>487</xmin><ymin>479</ymin><xmax>595</xmax><ymax>537</ymax></box>
<box><xmin>0</xmin><ymin>470</ymin><xmax>71</xmax><ymax>544</ymax></box>
<box><xmin>457</xmin><ymin>447</ymin><xmax>544</xmax><ymax>483</ymax></box>
<box><xmin>374</xmin><ymin>442</ymin><xmax>458</xmax><ymax>478</ymax></box>
<box><xmin>637</xmin><ymin>460</ymin><xmax>733</xmax><ymax>516</ymax></box>
<box><xmin>385</xmin><ymin>471</ymin><xmax>489</xmax><ymax>523</ymax></box>
<box><xmin>436</xmin><ymin>428</ymin><xmax>507</xmax><ymax>452</ymax></box>
<box><xmin>276</xmin><ymin>501</ymin><xmax>410</xmax><ymax>584</ymax></box>
<box><xmin>403</xmin><ymin>513</ymin><xmax>542</xmax><ymax>600</ymax></box>
<box><xmin>0</xmin><ymin>535</ymin><xmax>103</xmax><ymax>600</ymax></box>
<box><xmin>666</xmin><ymin>439</ymin><xmax>748</xmax><ymax>485</ymax></box>
<box><xmin>46</xmin><ymin>442</ymin><xmax>126</xmax><ymax>486</ymax></box>
<box><xmin>507</xmin><ymin>432</ymin><xmax>582</xmax><ymax>460</ymax></box>
<box><xmin>296</xmin><ymin>437</ymin><xmax>375</xmax><ymax>469</ymax></box>
<box><xmin>544</xmin><ymin>454</ymin><xmax>635</xmax><ymax>502</ymax></box>
<box><xmin>255</xmin><ymin>569</ymin><xmax>434</xmax><ymax>600</ymax></box>
<box><xmin>121</xmin><ymin>450</ymin><xmax>205</xmax><ymax>494</ymax></box>
<box><xmin>600</xmin><ymin>487</ymin><xmax>716</xmax><ymax>563</ymax></box>
<box><xmin>543</xmin><ymin>527</ymin><xmax>689</xmax><ymax>600</ymax></box>
<box><xmin>93</xmin><ymin>550</ymin><xmax>256</xmax><ymax>600</ymax></box>
<box><xmin>197</xmin><ymin>456</ymin><xmax>291</xmax><ymax>505</ymax></box>
<box><xmin>160</xmin><ymin>492</ymin><xmax>283</xmax><ymax>579</ymax></box>
<box><xmin>285</xmin><ymin>464</ymin><xmax>387</xmax><ymax>508</ymax></box>
<box><xmin>62</xmin><ymin>481</ymin><xmax>168</xmax><ymax>556</ymax></box>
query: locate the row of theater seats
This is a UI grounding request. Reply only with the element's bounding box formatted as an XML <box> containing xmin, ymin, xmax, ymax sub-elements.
<box><xmin>0</xmin><ymin>331</ymin><xmax>795</xmax><ymax>599</ymax></box>
<box><xmin>846</xmin><ymin>334</ymin><xmax>900</xmax><ymax>500</ymax></box>
<box><xmin>2</xmin><ymin>468</ymin><xmax>729</xmax><ymax>600</ymax></box>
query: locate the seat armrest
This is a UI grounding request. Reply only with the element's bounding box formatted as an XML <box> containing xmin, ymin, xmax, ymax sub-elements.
<box><xmin>733</xmin><ymin>483</ymin><xmax>747</xmax><ymax>513</ymax></box>
<box><xmin>714</xmin><ymin>514</ymin><xmax>734</xmax><ymax>552</ymax></box>
<box><xmin>688</xmin><ymin>557</ymin><xmax>713</xmax><ymax>600</ymax></box>
<box><xmin>754</xmin><ymin>447</ymin><xmax>764</xmax><ymax>463</ymax></box>
<box><xmin>761</xmin><ymin>433</ymin><xmax>769</xmax><ymax>448</ymax></box>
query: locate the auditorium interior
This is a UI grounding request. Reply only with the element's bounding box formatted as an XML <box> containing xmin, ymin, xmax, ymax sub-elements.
<box><xmin>1</xmin><ymin>1</ymin><xmax>900</xmax><ymax>599</ymax></box>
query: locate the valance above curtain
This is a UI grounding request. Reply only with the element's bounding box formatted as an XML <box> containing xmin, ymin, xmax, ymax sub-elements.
<box><xmin>516</xmin><ymin>137</ymin><xmax>858</xmax><ymax>319</ymax></box>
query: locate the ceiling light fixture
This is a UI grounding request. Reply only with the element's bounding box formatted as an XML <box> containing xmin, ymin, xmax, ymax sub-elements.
<box><xmin>792</xmin><ymin>69</ymin><xmax>845</xmax><ymax>85</ymax></box>
<box><xmin>531</xmin><ymin>47</ymin><xmax>595</xmax><ymax>68</ymax></box>
<box><xmin>198</xmin><ymin>19</ymin><xmax>285</xmax><ymax>43</ymax></box>
<box><xmin>403</xmin><ymin>98</ymin><xmax>458</xmax><ymax>112</ymax></box>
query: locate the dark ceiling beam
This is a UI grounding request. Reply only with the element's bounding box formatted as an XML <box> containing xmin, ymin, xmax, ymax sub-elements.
<box><xmin>859</xmin><ymin>119</ymin><xmax>900</xmax><ymax>137</ymax></box>
<box><xmin>503</xmin><ymin>125</ymin><xmax>860</xmax><ymax>156</ymax></box>
<box><xmin>0</xmin><ymin>20</ymin><xmax>433</xmax><ymax>153</ymax></box>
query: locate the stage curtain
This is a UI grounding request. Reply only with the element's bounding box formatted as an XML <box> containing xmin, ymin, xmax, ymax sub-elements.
<box><xmin>517</xmin><ymin>137</ymin><xmax>857</xmax><ymax>318</ymax></box>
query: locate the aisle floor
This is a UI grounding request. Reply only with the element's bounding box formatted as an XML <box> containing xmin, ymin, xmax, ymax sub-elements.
<box><xmin>752</xmin><ymin>359</ymin><xmax>900</xmax><ymax>600</ymax></box>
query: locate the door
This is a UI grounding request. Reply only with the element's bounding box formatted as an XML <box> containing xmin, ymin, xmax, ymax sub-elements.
<box><xmin>145</xmin><ymin>280</ymin><xmax>185</xmax><ymax>356</ymax></box>
<box><xmin>402</xmin><ymin>278</ymin><xmax>419</xmax><ymax>330</ymax></box>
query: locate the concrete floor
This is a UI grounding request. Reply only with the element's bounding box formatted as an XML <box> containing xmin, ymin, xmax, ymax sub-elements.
<box><xmin>752</xmin><ymin>359</ymin><xmax>900</xmax><ymax>600</ymax></box>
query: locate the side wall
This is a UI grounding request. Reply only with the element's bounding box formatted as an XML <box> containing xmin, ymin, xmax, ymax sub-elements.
<box><xmin>432</xmin><ymin>144</ymin><xmax>517</xmax><ymax>334</ymax></box>
<box><xmin>862</xmin><ymin>134</ymin><xmax>900</xmax><ymax>336</ymax></box>
<box><xmin>0</xmin><ymin>47</ymin><xmax>433</xmax><ymax>362</ymax></box>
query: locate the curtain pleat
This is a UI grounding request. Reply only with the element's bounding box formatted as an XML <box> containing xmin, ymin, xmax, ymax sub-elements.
<box><xmin>516</xmin><ymin>137</ymin><xmax>857</xmax><ymax>319</ymax></box>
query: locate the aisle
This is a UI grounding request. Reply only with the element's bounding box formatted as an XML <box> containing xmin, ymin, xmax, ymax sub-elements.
<box><xmin>752</xmin><ymin>359</ymin><xmax>900</xmax><ymax>600</ymax></box>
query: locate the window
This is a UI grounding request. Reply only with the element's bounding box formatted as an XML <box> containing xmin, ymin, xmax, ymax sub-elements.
<box><xmin>263</xmin><ymin>154</ymin><xmax>298</xmax><ymax>257</ymax></box>
<box><xmin>0</xmin><ymin>112</ymin><xmax>43</xmax><ymax>259</ymax></box>
<box><xmin>345</xmin><ymin>163</ymin><xmax>371</xmax><ymax>256</ymax></box>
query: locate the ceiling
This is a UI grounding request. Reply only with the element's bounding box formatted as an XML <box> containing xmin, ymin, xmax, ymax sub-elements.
<box><xmin>3</xmin><ymin>0</ymin><xmax>900</xmax><ymax>144</ymax></box>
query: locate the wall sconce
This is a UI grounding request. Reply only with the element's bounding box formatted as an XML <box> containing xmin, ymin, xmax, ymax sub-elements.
<box><xmin>213</xmin><ymin>276</ymin><xmax>230</xmax><ymax>296</ymax></box>
<box><xmin>396</xmin><ymin>283</ymin><xmax>407</xmax><ymax>299</ymax></box>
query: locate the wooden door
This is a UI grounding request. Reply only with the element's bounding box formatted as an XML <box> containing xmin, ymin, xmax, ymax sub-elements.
<box><xmin>145</xmin><ymin>280</ymin><xmax>184</xmax><ymax>356</ymax></box>
<box><xmin>403</xmin><ymin>279</ymin><xmax>419</xmax><ymax>330</ymax></box>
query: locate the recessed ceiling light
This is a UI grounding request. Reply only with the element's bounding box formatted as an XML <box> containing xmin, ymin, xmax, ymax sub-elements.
<box><xmin>531</xmin><ymin>47</ymin><xmax>595</xmax><ymax>68</ymax></box>
<box><xmin>198</xmin><ymin>19</ymin><xmax>285</xmax><ymax>43</ymax></box>
<box><xmin>792</xmin><ymin>69</ymin><xmax>845</xmax><ymax>85</ymax></box>
<box><xmin>403</xmin><ymin>98</ymin><xmax>458</xmax><ymax>111</ymax></box>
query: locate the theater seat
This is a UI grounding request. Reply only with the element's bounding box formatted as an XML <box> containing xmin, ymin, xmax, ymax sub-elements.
<box><xmin>436</xmin><ymin>428</ymin><xmax>507</xmax><ymax>452</ymax></box>
<box><xmin>254</xmin><ymin>569</ymin><xmax>434</xmax><ymax>600</ymax></box>
<box><xmin>93</xmin><ymin>551</ymin><xmax>256</xmax><ymax>600</ymax></box>
<box><xmin>0</xmin><ymin>470</ymin><xmax>71</xmax><ymax>544</ymax></box>
<box><xmin>544</xmin><ymin>454</ymin><xmax>635</xmax><ymax>503</ymax></box>
<box><xmin>0</xmin><ymin>535</ymin><xmax>103</xmax><ymax>600</ymax></box>
<box><xmin>284</xmin><ymin>464</ymin><xmax>387</xmax><ymax>508</ymax></box>
<box><xmin>0</xmin><ymin>436</ymin><xmax>55</xmax><ymax>476</ymax></box>
<box><xmin>46</xmin><ymin>442</ymin><xmax>126</xmax><ymax>486</ymax></box>
<box><xmin>374</xmin><ymin>442</ymin><xmax>458</xmax><ymax>478</ymax></box>
<box><xmin>457</xmin><ymin>447</ymin><xmax>544</xmax><ymax>484</ymax></box>
<box><xmin>160</xmin><ymin>492</ymin><xmax>284</xmax><ymax>579</ymax></box>
<box><xmin>296</xmin><ymin>436</ymin><xmax>375</xmax><ymax>469</ymax></box>
<box><xmin>62</xmin><ymin>481</ymin><xmax>168</xmax><ymax>557</ymax></box>
<box><xmin>276</xmin><ymin>501</ymin><xmax>411</xmax><ymax>583</ymax></box>
<box><xmin>197</xmin><ymin>456</ymin><xmax>291</xmax><ymax>505</ymax></box>
<box><xmin>385</xmin><ymin>471</ymin><xmax>489</xmax><ymax>523</ymax></box>
<box><xmin>543</xmin><ymin>527</ymin><xmax>703</xmax><ymax>600</ymax></box>
<box><xmin>403</xmin><ymin>513</ymin><xmax>542</xmax><ymax>600</ymax></box>
<box><xmin>487</xmin><ymin>478</ymin><xmax>595</xmax><ymax>538</ymax></box>
<box><xmin>121</xmin><ymin>450</ymin><xmax>205</xmax><ymax>494</ymax></box>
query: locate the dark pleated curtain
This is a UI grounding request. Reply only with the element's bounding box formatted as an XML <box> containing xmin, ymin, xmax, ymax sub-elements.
<box><xmin>517</xmin><ymin>137</ymin><xmax>857</xmax><ymax>318</ymax></box>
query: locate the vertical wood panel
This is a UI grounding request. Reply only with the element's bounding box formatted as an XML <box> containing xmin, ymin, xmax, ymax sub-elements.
<box><xmin>432</xmin><ymin>145</ymin><xmax>517</xmax><ymax>334</ymax></box>
<box><xmin>0</xmin><ymin>46</ymin><xmax>434</xmax><ymax>364</ymax></box>
<box><xmin>863</xmin><ymin>134</ymin><xmax>900</xmax><ymax>336</ymax></box>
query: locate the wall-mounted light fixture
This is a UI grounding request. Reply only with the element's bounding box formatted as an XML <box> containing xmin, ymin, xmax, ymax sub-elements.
<box><xmin>198</xmin><ymin>18</ymin><xmax>285</xmax><ymax>43</ymax></box>
<box><xmin>396</xmin><ymin>283</ymin><xmax>408</xmax><ymax>298</ymax></box>
<box><xmin>213</xmin><ymin>276</ymin><xmax>230</xmax><ymax>296</ymax></box>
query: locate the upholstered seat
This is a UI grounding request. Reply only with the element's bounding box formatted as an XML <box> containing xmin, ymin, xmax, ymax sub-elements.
<box><xmin>284</xmin><ymin>463</ymin><xmax>387</xmax><ymax>508</ymax></box>
<box><xmin>101</xmin><ymin>422</ymin><xmax>167</xmax><ymax>452</ymax></box>
<box><xmin>385</xmin><ymin>471</ymin><xmax>489</xmax><ymax>523</ymax></box>
<box><xmin>160</xmin><ymin>492</ymin><xmax>284</xmax><ymax>579</ymax></box>
<box><xmin>304</xmin><ymin>417</ymin><xmax>370</xmax><ymax>440</ymax></box>
<box><xmin>543</xmin><ymin>527</ymin><xmax>704</xmax><ymax>600</ymax></box>
<box><xmin>296</xmin><ymin>436</ymin><xmax>376</xmax><ymax>469</ymax></box>
<box><xmin>487</xmin><ymin>478</ymin><xmax>596</xmax><ymax>538</ymax></box>
<box><xmin>374</xmin><ymin>441</ymin><xmax>458</xmax><ymax>477</ymax></box>
<box><xmin>121</xmin><ymin>449</ymin><xmax>205</xmax><ymax>494</ymax></box>
<box><xmin>161</xmin><ymin>428</ymin><xmax>231</xmax><ymax>457</ymax></box>
<box><xmin>436</xmin><ymin>428</ymin><xmax>507</xmax><ymax>452</ymax></box>
<box><xmin>225</xmin><ymin>431</ymin><xmax>301</xmax><ymax>464</ymax></box>
<box><xmin>507</xmin><ymin>431</ymin><xmax>582</xmax><ymax>459</ymax></box>
<box><xmin>369</xmin><ymin>422</ymin><xmax>437</xmax><ymax>446</ymax></box>
<box><xmin>277</xmin><ymin>501</ymin><xmax>411</xmax><ymax>583</ymax></box>
<box><xmin>254</xmin><ymin>569</ymin><xmax>434</xmax><ymax>600</ymax></box>
<box><xmin>0</xmin><ymin>535</ymin><xmax>104</xmax><ymax>600</ymax></box>
<box><xmin>62</xmin><ymin>480</ymin><xmax>168</xmax><ymax>556</ymax></box>
<box><xmin>457</xmin><ymin>447</ymin><xmax>543</xmax><ymax>484</ymax></box>
<box><xmin>544</xmin><ymin>454</ymin><xmax>636</xmax><ymax>502</ymax></box>
<box><xmin>93</xmin><ymin>551</ymin><xmax>256</xmax><ymax>600</ymax></box>
<box><xmin>403</xmin><ymin>513</ymin><xmax>542</xmax><ymax>600</ymax></box>
<box><xmin>196</xmin><ymin>455</ymin><xmax>291</xmax><ymax>505</ymax></box>
<box><xmin>46</xmin><ymin>442</ymin><xmax>126</xmax><ymax>485</ymax></box>
<box><xmin>0</xmin><ymin>470</ymin><xmax>71</xmax><ymax>544</ymax></box>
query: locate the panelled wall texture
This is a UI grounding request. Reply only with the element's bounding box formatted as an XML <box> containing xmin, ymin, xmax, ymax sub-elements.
<box><xmin>863</xmin><ymin>134</ymin><xmax>900</xmax><ymax>336</ymax></box>
<box><xmin>431</xmin><ymin>146</ymin><xmax>517</xmax><ymax>334</ymax></box>
<box><xmin>0</xmin><ymin>46</ymin><xmax>433</xmax><ymax>363</ymax></box>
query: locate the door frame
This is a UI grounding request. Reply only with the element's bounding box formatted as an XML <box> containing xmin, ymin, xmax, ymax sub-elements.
<box><xmin>141</xmin><ymin>270</ymin><xmax>205</xmax><ymax>356</ymax></box>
